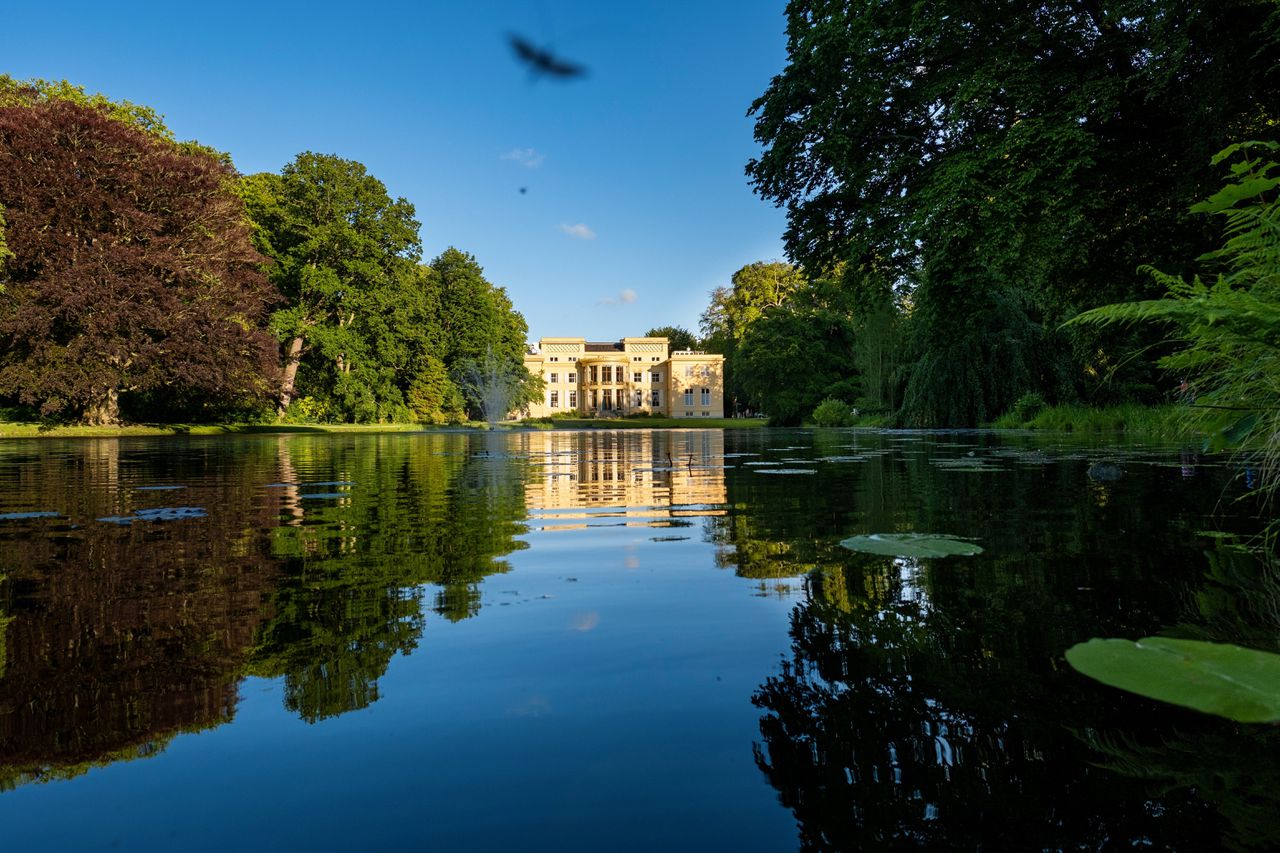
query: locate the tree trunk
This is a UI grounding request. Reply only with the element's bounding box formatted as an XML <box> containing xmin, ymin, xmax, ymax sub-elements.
<box><xmin>277</xmin><ymin>336</ymin><xmax>305</xmax><ymax>416</ymax></box>
<box><xmin>85</xmin><ymin>387</ymin><xmax>120</xmax><ymax>425</ymax></box>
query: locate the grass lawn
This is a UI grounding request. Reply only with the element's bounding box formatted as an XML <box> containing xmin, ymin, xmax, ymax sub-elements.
<box><xmin>0</xmin><ymin>417</ymin><xmax>768</xmax><ymax>438</ymax></box>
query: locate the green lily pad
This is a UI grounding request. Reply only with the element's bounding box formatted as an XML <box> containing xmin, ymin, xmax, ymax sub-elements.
<box><xmin>838</xmin><ymin>533</ymin><xmax>984</xmax><ymax>558</ymax></box>
<box><xmin>1065</xmin><ymin>636</ymin><xmax>1280</xmax><ymax>723</ymax></box>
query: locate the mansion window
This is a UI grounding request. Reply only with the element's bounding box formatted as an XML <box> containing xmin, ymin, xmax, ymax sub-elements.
<box><xmin>634</xmin><ymin>390</ymin><xmax>642</xmax><ymax>407</ymax></box>
<box><xmin>589</xmin><ymin>366</ymin><xmax>598</xmax><ymax>383</ymax></box>
<box><xmin>550</xmin><ymin>391</ymin><xmax>559</xmax><ymax>408</ymax></box>
<box><xmin>590</xmin><ymin>390</ymin><xmax>599</xmax><ymax>408</ymax></box>
<box><xmin>568</xmin><ymin>372</ymin><xmax>577</xmax><ymax>383</ymax></box>
<box><xmin>700</xmin><ymin>388</ymin><xmax>710</xmax><ymax>406</ymax></box>
<box><xmin>549</xmin><ymin>372</ymin><xmax>558</xmax><ymax>383</ymax></box>
<box><xmin>651</xmin><ymin>390</ymin><xmax>660</xmax><ymax>406</ymax></box>
<box><xmin>603</xmin><ymin>389</ymin><xmax>614</xmax><ymax>409</ymax></box>
<box><xmin>651</xmin><ymin>371</ymin><xmax>661</xmax><ymax>383</ymax></box>
<box><xmin>569</xmin><ymin>391</ymin><xmax>578</xmax><ymax>408</ymax></box>
<box><xmin>633</xmin><ymin>372</ymin><xmax>642</xmax><ymax>383</ymax></box>
<box><xmin>684</xmin><ymin>389</ymin><xmax>694</xmax><ymax>406</ymax></box>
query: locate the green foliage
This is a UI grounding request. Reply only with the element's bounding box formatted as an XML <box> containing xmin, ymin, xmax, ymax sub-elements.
<box><xmin>281</xmin><ymin>396</ymin><xmax>338</xmax><ymax>424</ymax></box>
<box><xmin>736</xmin><ymin>306</ymin><xmax>858</xmax><ymax>425</ymax></box>
<box><xmin>747</xmin><ymin>2</ymin><xmax>1280</xmax><ymax>425</ymax></box>
<box><xmin>810</xmin><ymin>397</ymin><xmax>855</xmax><ymax>427</ymax></box>
<box><xmin>241</xmin><ymin>153</ymin><xmax>429</xmax><ymax>422</ymax></box>
<box><xmin>430</xmin><ymin>248</ymin><xmax>528</xmax><ymax>368</ymax></box>
<box><xmin>645</xmin><ymin>325</ymin><xmax>698</xmax><ymax>351</ymax></box>
<box><xmin>0</xmin><ymin>74</ymin><xmax>173</xmax><ymax>139</ymax></box>
<box><xmin>1069</xmin><ymin>143</ymin><xmax>1280</xmax><ymax>492</ymax></box>
<box><xmin>1066</xmin><ymin>637</ymin><xmax>1280</xmax><ymax>723</ymax></box>
<box><xmin>406</xmin><ymin>356</ymin><xmax>465</xmax><ymax>424</ymax></box>
<box><xmin>1008</xmin><ymin>392</ymin><xmax>1048</xmax><ymax>424</ymax></box>
<box><xmin>999</xmin><ymin>403</ymin><xmax>1185</xmax><ymax>435</ymax></box>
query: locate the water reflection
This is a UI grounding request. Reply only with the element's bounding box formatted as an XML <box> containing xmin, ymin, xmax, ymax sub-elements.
<box><xmin>0</xmin><ymin>433</ymin><xmax>533</xmax><ymax>782</ymax></box>
<box><xmin>733</xmin><ymin>433</ymin><xmax>1277</xmax><ymax>849</ymax></box>
<box><xmin>518</xmin><ymin>430</ymin><xmax>726</xmax><ymax>528</ymax></box>
<box><xmin>0</xmin><ymin>428</ymin><xmax>1275</xmax><ymax>851</ymax></box>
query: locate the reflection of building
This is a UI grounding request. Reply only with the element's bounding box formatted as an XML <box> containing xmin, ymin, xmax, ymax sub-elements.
<box><xmin>516</xmin><ymin>430</ymin><xmax>727</xmax><ymax>528</ymax></box>
<box><xmin>522</xmin><ymin>336</ymin><xmax>725</xmax><ymax>419</ymax></box>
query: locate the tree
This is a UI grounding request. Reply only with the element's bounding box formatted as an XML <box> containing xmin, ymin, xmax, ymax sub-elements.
<box><xmin>240</xmin><ymin>153</ymin><xmax>425</xmax><ymax>420</ymax></box>
<box><xmin>406</xmin><ymin>355</ymin><xmax>465</xmax><ymax>423</ymax></box>
<box><xmin>748</xmin><ymin>2</ymin><xmax>1280</xmax><ymax>425</ymax></box>
<box><xmin>699</xmin><ymin>261</ymin><xmax>807</xmax><ymax>413</ymax></box>
<box><xmin>645</xmin><ymin>325</ymin><xmax>699</xmax><ymax>351</ymax></box>
<box><xmin>1071</xmin><ymin>142</ymin><xmax>1280</xmax><ymax>502</ymax></box>
<box><xmin>430</xmin><ymin>248</ymin><xmax>527</xmax><ymax>367</ymax></box>
<box><xmin>736</xmin><ymin>305</ymin><xmax>858</xmax><ymax>425</ymax></box>
<box><xmin>0</xmin><ymin>99</ymin><xmax>278</xmax><ymax>423</ymax></box>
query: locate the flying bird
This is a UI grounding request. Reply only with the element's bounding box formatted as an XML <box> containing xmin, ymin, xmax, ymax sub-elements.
<box><xmin>508</xmin><ymin>34</ymin><xmax>588</xmax><ymax>80</ymax></box>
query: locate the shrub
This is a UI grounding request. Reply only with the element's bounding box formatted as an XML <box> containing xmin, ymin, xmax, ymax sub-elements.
<box><xmin>811</xmin><ymin>398</ymin><xmax>855</xmax><ymax>427</ymax></box>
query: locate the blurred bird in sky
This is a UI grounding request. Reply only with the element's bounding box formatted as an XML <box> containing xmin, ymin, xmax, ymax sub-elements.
<box><xmin>508</xmin><ymin>34</ymin><xmax>588</xmax><ymax>80</ymax></box>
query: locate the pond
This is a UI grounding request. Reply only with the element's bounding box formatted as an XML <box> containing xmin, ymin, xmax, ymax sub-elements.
<box><xmin>0</xmin><ymin>428</ymin><xmax>1274</xmax><ymax>850</ymax></box>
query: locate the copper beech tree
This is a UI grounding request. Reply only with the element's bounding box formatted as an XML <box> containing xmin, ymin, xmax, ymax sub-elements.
<box><xmin>0</xmin><ymin>99</ymin><xmax>278</xmax><ymax>423</ymax></box>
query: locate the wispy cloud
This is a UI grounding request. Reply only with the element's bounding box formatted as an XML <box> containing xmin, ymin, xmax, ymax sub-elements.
<box><xmin>559</xmin><ymin>223</ymin><xmax>596</xmax><ymax>240</ymax></box>
<box><xmin>598</xmin><ymin>288</ymin><xmax>637</xmax><ymax>306</ymax></box>
<box><xmin>501</xmin><ymin>147</ymin><xmax>545</xmax><ymax>168</ymax></box>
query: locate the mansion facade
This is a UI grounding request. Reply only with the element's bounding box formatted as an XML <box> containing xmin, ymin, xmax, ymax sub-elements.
<box><xmin>522</xmin><ymin>336</ymin><xmax>725</xmax><ymax>419</ymax></box>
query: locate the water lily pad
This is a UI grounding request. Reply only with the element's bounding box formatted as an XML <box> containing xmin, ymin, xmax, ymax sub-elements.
<box><xmin>754</xmin><ymin>468</ymin><xmax>817</xmax><ymax>475</ymax></box>
<box><xmin>839</xmin><ymin>533</ymin><xmax>984</xmax><ymax>558</ymax></box>
<box><xmin>300</xmin><ymin>492</ymin><xmax>350</xmax><ymax>500</ymax></box>
<box><xmin>135</xmin><ymin>485</ymin><xmax>186</xmax><ymax>491</ymax></box>
<box><xmin>743</xmin><ymin>461</ymin><xmax>781</xmax><ymax>466</ymax></box>
<box><xmin>98</xmin><ymin>506</ymin><xmax>207</xmax><ymax>525</ymax></box>
<box><xmin>1065</xmin><ymin>636</ymin><xmax>1280</xmax><ymax>723</ymax></box>
<box><xmin>0</xmin><ymin>510</ymin><xmax>60</xmax><ymax>520</ymax></box>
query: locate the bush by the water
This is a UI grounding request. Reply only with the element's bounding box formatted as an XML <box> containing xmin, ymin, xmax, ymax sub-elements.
<box><xmin>811</xmin><ymin>398</ymin><xmax>856</xmax><ymax>427</ymax></box>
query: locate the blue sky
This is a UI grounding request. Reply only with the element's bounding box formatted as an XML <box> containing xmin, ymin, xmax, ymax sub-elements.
<box><xmin>1</xmin><ymin>1</ymin><xmax>791</xmax><ymax>341</ymax></box>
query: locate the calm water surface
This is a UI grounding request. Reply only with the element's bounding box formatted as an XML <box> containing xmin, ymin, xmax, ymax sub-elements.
<box><xmin>0</xmin><ymin>428</ymin><xmax>1274</xmax><ymax>850</ymax></box>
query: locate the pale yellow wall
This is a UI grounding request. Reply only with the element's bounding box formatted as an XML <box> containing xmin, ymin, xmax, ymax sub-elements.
<box><xmin>520</xmin><ymin>337</ymin><xmax>725</xmax><ymax>419</ymax></box>
<box><xmin>666</xmin><ymin>353</ymin><xmax>726</xmax><ymax>418</ymax></box>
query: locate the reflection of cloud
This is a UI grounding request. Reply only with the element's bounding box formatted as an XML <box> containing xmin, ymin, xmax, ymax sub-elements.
<box><xmin>598</xmin><ymin>288</ymin><xmax>637</xmax><ymax>306</ymax></box>
<box><xmin>508</xmin><ymin>693</ymin><xmax>552</xmax><ymax>717</ymax></box>
<box><xmin>570</xmin><ymin>611</ymin><xmax>600</xmax><ymax>632</ymax></box>
<box><xmin>501</xmin><ymin>147</ymin><xmax>544</xmax><ymax>168</ymax></box>
<box><xmin>559</xmin><ymin>223</ymin><xmax>596</xmax><ymax>240</ymax></box>
<box><xmin>624</xmin><ymin>555</ymin><xmax>640</xmax><ymax>570</ymax></box>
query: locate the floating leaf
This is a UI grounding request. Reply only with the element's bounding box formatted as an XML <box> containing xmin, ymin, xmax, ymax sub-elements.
<box><xmin>0</xmin><ymin>511</ymin><xmax>60</xmax><ymax>520</ymax></box>
<box><xmin>1065</xmin><ymin>636</ymin><xmax>1280</xmax><ymax>723</ymax></box>
<box><xmin>839</xmin><ymin>533</ymin><xmax>984</xmax><ymax>558</ymax></box>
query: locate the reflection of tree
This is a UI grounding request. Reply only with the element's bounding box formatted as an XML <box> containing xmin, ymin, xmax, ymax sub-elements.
<box><xmin>753</xmin><ymin>567</ymin><xmax>1223</xmax><ymax>850</ymax></box>
<box><xmin>0</xmin><ymin>432</ymin><xmax>533</xmax><ymax>787</ymax></box>
<box><xmin>1064</xmin><ymin>542</ymin><xmax>1280</xmax><ymax>853</ymax></box>
<box><xmin>0</xmin><ymin>440</ymin><xmax>282</xmax><ymax>789</ymax></box>
<box><xmin>247</xmin><ymin>433</ymin><xmax>529</xmax><ymax>722</ymax></box>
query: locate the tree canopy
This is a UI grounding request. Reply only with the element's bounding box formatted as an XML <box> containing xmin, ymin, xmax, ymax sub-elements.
<box><xmin>645</xmin><ymin>325</ymin><xmax>699</xmax><ymax>351</ymax></box>
<box><xmin>746</xmin><ymin>1</ymin><xmax>1280</xmax><ymax>426</ymax></box>
<box><xmin>0</xmin><ymin>98</ymin><xmax>278</xmax><ymax>423</ymax></box>
<box><xmin>240</xmin><ymin>153</ymin><xmax>430</xmax><ymax>422</ymax></box>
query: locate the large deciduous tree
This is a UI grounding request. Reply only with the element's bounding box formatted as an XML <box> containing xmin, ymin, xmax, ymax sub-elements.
<box><xmin>240</xmin><ymin>153</ymin><xmax>426</xmax><ymax>420</ymax></box>
<box><xmin>0</xmin><ymin>98</ymin><xmax>278</xmax><ymax>423</ymax></box>
<box><xmin>645</xmin><ymin>326</ymin><xmax>699</xmax><ymax>352</ymax></box>
<box><xmin>748</xmin><ymin>1</ymin><xmax>1280</xmax><ymax>425</ymax></box>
